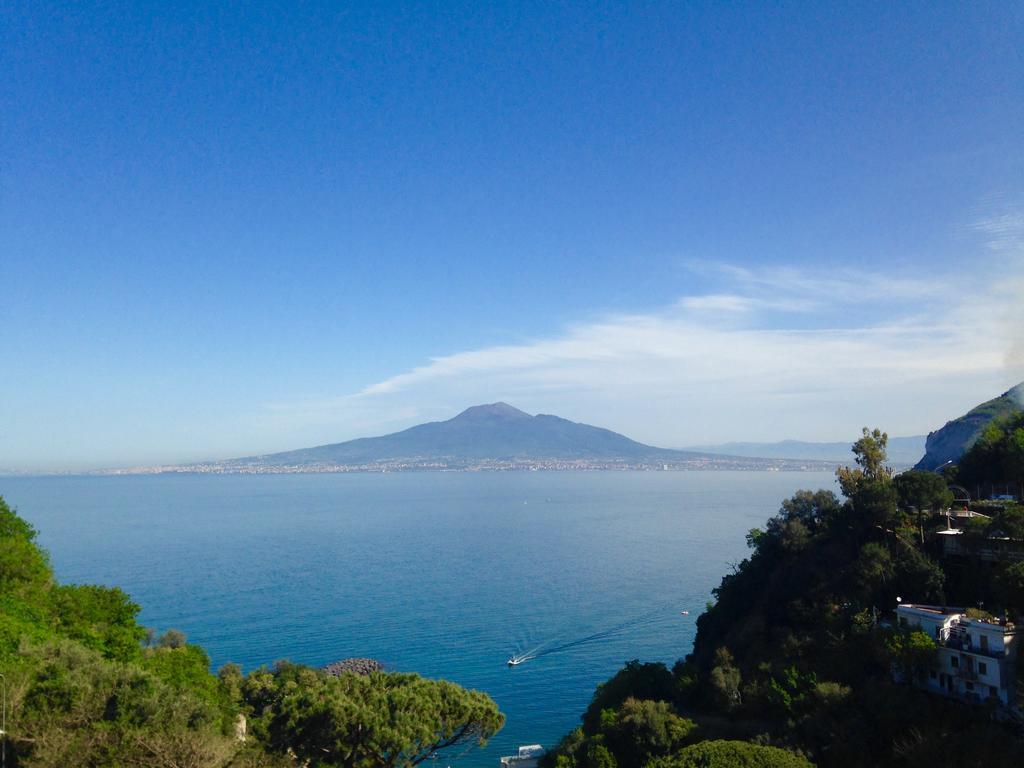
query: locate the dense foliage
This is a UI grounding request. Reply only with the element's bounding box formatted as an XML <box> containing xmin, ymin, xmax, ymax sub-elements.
<box><xmin>239</xmin><ymin>662</ymin><xmax>504</xmax><ymax>768</ymax></box>
<box><xmin>649</xmin><ymin>741</ymin><xmax>813</xmax><ymax>768</ymax></box>
<box><xmin>546</xmin><ymin>428</ymin><xmax>1024</xmax><ymax>768</ymax></box>
<box><xmin>0</xmin><ymin>496</ymin><xmax>502</xmax><ymax>767</ymax></box>
<box><xmin>956</xmin><ymin>410</ymin><xmax>1024</xmax><ymax>490</ymax></box>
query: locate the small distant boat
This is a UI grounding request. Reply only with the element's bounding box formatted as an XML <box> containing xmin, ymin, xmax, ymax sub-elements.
<box><xmin>501</xmin><ymin>745</ymin><xmax>546</xmax><ymax>768</ymax></box>
<box><xmin>680</xmin><ymin>610</ymin><xmax>689</xmax><ymax>615</ymax></box>
<box><xmin>507</xmin><ymin>656</ymin><xmax>524</xmax><ymax>667</ymax></box>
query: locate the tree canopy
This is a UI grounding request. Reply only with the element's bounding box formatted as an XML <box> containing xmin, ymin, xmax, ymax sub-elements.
<box><xmin>0</xmin><ymin>496</ymin><xmax>504</xmax><ymax>768</ymax></box>
<box><xmin>893</xmin><ymin>471</ymin><xmax>953</xmax><ymax>513</ymax></box>
<box><xmin>650</xmin><ymin>740</ymin><xmax>813</xmax><ymax>768</ymax></box>
<box><xmin>548</xmin><ymin>426</ymin><xmax>1024</xmax><ymax>768</ymax></box>
<box><xmin>262</xmin><ymin>669</ymin><xmax>504</xmax><ymax>768</ymax></box>
<box><xmin>957</xmin><ymin>411</ymin><xmax>1024</xmax><ymax>488</ymax></box>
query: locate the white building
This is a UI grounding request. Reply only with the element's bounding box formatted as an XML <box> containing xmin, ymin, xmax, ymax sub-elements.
<box><xmin>896</xmin><ymin>603</ymin><xmax>1020</xmax><ymax>708</ymax></box>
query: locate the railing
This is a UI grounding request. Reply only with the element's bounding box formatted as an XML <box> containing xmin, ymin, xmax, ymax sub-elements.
<box><xmin>943</xmin><ymin>633</ymin><xmax>1006</xmax><ymax>657</ymax></box>
<box><xmin>941</xmin><ymin>620</ymin><xmax>1008</xmax><ymax>658</ymax></box>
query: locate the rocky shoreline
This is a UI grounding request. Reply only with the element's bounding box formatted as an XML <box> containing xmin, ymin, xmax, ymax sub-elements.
<box><xmin>323</xmin><ymin>658</ymin><xmax>385</xmax><ymax>676</ymax></box>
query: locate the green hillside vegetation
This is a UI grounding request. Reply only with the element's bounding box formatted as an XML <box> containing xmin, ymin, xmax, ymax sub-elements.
<box><xmin>915</xmin><ymin>383</ymin><xmax>1023</xmax><ymax>471</ymax></box>
<box><xmin>954</xmin><ymin>410</ymin><xmax>1024</xmax><ymax>491</ymax></box>
<box><xmin>545</xmin><ymin>429</ymin><xmax>1024</xmax><ymax>768</ymax></box>
<box><xmin>649</xmin><ymin>741</ymin><xmax>814</xmax><ymax>768</ymax></box>
<box><xmin>0</xmin><ymin>496</ymin><xmax>503</xmax><ymax>767</ymax></box>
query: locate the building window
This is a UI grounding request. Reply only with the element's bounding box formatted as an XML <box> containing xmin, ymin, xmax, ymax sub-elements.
<box><xmin>966</xmin><ymin>682</ymin><xmax>974</xmax><ymax>691</ymax></box>
<box><xmin>979</xmin><ymin>662</ymin><xmax>987</xmax><ymax>675</ymax></box>
<box><xmin>981</xmin><ymin>635</ymin><xmax>989</xmax><ymax>653</ymax></box>
<box><xmin>951</xmin><ymin>656</ymin><xmax>959</xmax><ymax>668</ymax></box>
<box><xmin>899</xmin><ymin>616</ymin><xmax>907</xmax><ymax>627</ymax></box>
<box><xmin>990</xmin><ymin>686</ymin><xmax>998</xmax><ymax>698</ymax></box>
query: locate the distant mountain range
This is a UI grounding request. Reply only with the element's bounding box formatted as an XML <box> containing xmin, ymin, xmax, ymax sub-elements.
<box><xmin>237</xmin><ymin>403</ymin><xmax>702</xmax><ymax>467</ymax></box>
<box><xmin>185</xmin><ymin>403</ymin><xmax>839</xmax><ymax>473</ymax></box>
<box><xmin>69</xmin><ymin>387</ymin><xmax>1024</xmax><ymax>477</ymax></box>
<box><xmin>106</xmin><ymin>397</ymin><xmax>1024</xmax><ymax>476</ymax></box>
<box><xmin>682</xmin><ymin>436</ymin><xmax>927</xmax><ymax>467</ymax></box>
<box><xmin>914</xmin><ymin>382</ymin><xmax>1023</xmax><ymax>471</ymax></box>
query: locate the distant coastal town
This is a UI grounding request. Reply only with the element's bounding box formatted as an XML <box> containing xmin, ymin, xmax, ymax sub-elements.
<box><xmin>92</xmin><ymin>455</ymin><xmax>838</xmax><ymax>475</ymax></box>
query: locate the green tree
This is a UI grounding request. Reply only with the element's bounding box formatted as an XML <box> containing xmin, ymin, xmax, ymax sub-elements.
<box><xmin>219</xmin><ymin>662</ymin><xmax>246</xmax><ymax>705</ymax></box>
<box><xmin>776</xmin><ymin>490</ymin><xmax>842</xmax><ymax>536</ymax></box>
<box><xmin>13</xmin><ymin>639</ymin><xmax>235</xmax><ymax>768</ymax></box>
<box><xmin>893</xmin><ymin>470</ymin><xmax>954</xmax><ymax>540</ymax></box>
<box><xmin>605</xmin><ymin>698</ymin><xmax>695</xmax><ymax>768</ymax></box>
<box><xmin>766</xmin><ymin>666</ymin><xmax>818</xmax><ymax>718</ymax></box>
<box><xmin>853</xmin><ymin>541</ymin><xmax>944</xmax><ymax>607</ymax></box>
<box><xmin>158</xmin><ymin>627</ymin><xmax>189</xmax><ymax>649</ymax></box>
<box><xmin>708</xmin><ymin>648</ymin><xmax>742</xmax><ymax>712</ymax></box>
<box><xmin>853</xmin><ymin>542</ymin><xmax>895</xmax><ymax>599</ymax></box>
<box><xmin>649</xmin><ymin>740</ymin><xmax>814</xmax><ymax>767</ymax></box>
<box><xmin>892</xmin><ymin>545</ymin><xmax>944</xmax><ymax>603</ymax></box>
<box><xmin>884</xmin><ymin>629</ymin><xmax>937</xmax><ymax>682</ymax></box>
<box><xmin>585</xmin><ymin>742</ymin><xmax>618</xmax><ymax>768</ymax></box>
<box><xmin>958</xmin><ymin>412</ymin><xmax>1024</xmax><ymax>488</ymax></box>
<box><xmin>836</xmin><ymin>429</ymin><xmax>900</xmax><ymax>535</ymax></box>
<box><xmin>144</xmin><ymin>643</ymin><xmax>234</xmax><ymax>721</ymax></box>
<box><xmin>837</xmin><ymin>428</ymin><xmax>892</xmax><ymax>489</ymax></box>
<box><xmin>996</xmin><ymin>560</ymin><xmax>1024</xmax><ymax>614</ymax></box>
<box><xmin>0</xmin><ymin>497</ymin><xmax>52</xmax><ymax>594</ymax></box>
<box><xmin>582</xmin><ymin>661</ymin><xmax>679</xmax><ymax>733</ymax></box>
<box><xmin>265</xmin><ymin>670</ymin><xmax>503</xmax><ymax>767</ymax></box>
<box><xmin>989</xmin><ymin>504</ymin><xmax>1024</xmax><ymax>540</ymax></box>
<box><xmin>50</xmin><ymin>583</ymin><xmax>146</xmax><ymax>661</ymax></box>
<box><xmin>893</xmin><ymin>471</ymin><xmax>953</xmax><ymax>513</ymax></box>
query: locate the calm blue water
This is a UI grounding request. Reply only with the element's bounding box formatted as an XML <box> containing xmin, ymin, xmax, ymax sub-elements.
<box><xmin>2</xmin><ymin>471</ymin><xmax>835</xmax><ymax>765</ymax></box>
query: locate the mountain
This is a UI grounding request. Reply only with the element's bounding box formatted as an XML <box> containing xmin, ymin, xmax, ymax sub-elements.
<box><xmin>914</xmin><ymin>382</ymin><xmax>1024</xmax><ymax>471</ymax></box>
<box><xmin>682</xmin><ymin>436</ymin><xmax>927</xmax><ymax>466</ymax></box>
<box><xmin>236</xmin><ymin>403</ymin><xmax>704</xmax><ymax>468</ymax></box>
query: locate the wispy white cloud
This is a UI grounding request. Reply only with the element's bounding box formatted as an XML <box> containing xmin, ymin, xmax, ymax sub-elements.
<box><xmin>266</xmin><ymin>256</ymin><xmax>1024</xmax><ymax>446</ymax></box>
<box><xmin>970</xmin><ymin>200</ymin><xmax>1024</xmax><ymax>394</ymax></box>
<box><xmin>966</xmin><ymin>193</ymin><xmax>1024</xmax><ymax>254</ymax></box>
<box><xmin>714</xmin><ymin>263</ymin><xmax>950</xmax><ymax>304</ymax></box>
<box><xmin>677</xmin><ymin>292</ymin><xmax>816</xmax><ymax>314</ymax></box>
<box><xmin>972</xmin><ymin>211</ymin><xmax>1024</xmax><ymax>252</ymax></box>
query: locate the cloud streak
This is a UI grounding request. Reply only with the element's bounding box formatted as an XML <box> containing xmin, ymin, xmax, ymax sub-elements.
<box><xmin>267</xmin><ymin>259</ymin><xmax>1023</xmax><ymax>446</ymax></box>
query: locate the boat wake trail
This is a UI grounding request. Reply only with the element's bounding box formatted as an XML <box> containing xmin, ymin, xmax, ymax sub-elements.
<box><xmin>507</xmin><ymin>609</ymin><xmax>670</xmax><ymax>667</ymax></box>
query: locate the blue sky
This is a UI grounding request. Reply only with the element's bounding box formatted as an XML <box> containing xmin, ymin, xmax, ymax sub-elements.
<box><xmin>2</xmin><ymin>1</ymin><xmax>1023</xmax><ymax>470</ymax></box>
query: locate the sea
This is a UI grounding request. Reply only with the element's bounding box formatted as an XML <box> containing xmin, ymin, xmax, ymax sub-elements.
<box><xmin>1</xmin><ymin>470</ymin><xmax>837</xmax><ymax>766</ymax></box>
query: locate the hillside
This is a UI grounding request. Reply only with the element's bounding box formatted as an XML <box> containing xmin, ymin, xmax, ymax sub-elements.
<box><xmin>543</xmin><ymin>426</ymin><xmax>1024</xmax><ymax>768</ymax></box>
<box><xmin>914</xmin><ymin>382</ymin><xmax>1023</xmax><ymax>470</ymax></box>
<box><xmin>233</xmin><ymin>403</ymin><xmax>712</xmax><ymax>468</ymax></box>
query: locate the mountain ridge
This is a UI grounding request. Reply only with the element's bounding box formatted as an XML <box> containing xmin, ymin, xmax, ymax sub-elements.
<box><xmin>914</xmin><ymin>382</ymin><xmax>1024</xmax><ymax>471</ymax></box>
<box><xmin>237</xmin><ymin>402</ymin><xmax>703</xmax><ymax>467</ymax></box>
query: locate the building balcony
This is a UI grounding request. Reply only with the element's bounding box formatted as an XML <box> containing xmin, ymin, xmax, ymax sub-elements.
<box><xmin>943</xmin><ymin>637</ymin><xmax>1006</xmax><ymax>658</ymax></box>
